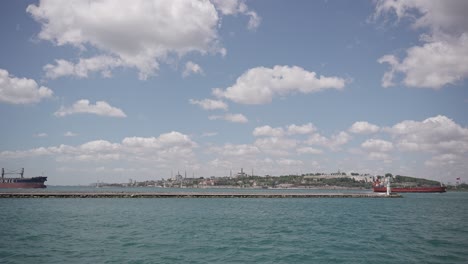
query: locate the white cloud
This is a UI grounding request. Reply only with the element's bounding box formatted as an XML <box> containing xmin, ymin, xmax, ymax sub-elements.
<box><xmin>213</xmin><ymin>65</ymin><xmax>346</xmax><ymax>104</ymax></box>
<box><xmin>296</xmin><ymin>147</ymin><xmax>323</xmax><ymax>155</ymax></box>
<box><xmin>277</xmin><ymin>158</ymin><xmax>303</xmax><ymax>166</ymax></box>
<box><xmin>183</xmin><ymin>61</ymin><xmax>204</xmax><ymax>77</ymax></box>
<box><xmin>255</xmin><ymin>137</ymin><xmax>297</xmax><ymax>156</ymax></box>
<box><xmin>374</xmin><ymin>0</ymin><xmax>468</xmax><ymax>89</ymax></box>
<box><xmin>367</xmin><ymin>152</ymin><xmax>392</xmax><ymax>162</ymax></box>
<box><xmin>33</xmin><ymin>133</ymin><xmax>48</xmax><ymax>138</ymax></box>
<box><xmin>349</xmin><ymin>121</ymin><xmax>380</xmax><ymax>134</ymax></box>
<box><xmin>189</xmin><ymin>99</ymin><xmax>228</xmax><ymax>111</ymax></box>
<box><xmin>209</xmin><ymin>143</ymin><xmax>260</xmax><ymax>157</ymax></box>
<box><xmin>54</xmin><ymin>99</ymin><xmax>127</xmax><ymax>118</ymax></box>
<box><xmin>306</xmin><ymin>133</ymin><xmax>328</xmax><ymax>146</ymax></box>
<box><xmin>361</xmin><ymin>139</ymin><xmax>394</xmax><ymax>152</ymax></box>
<box><xmin>0</xmin><ymin>68</ymin><xmax>53</xmax><ymax>104</ymax></box>
<box><xmin>306</xmin><ymin>131</ymin><xmax>351</xmax><ymax>151</ymax></box>
<box><xmin>377</xmin><ymin>55</ymin><xmax>399</xmax><ymax>88</ymax></box>
<box><xmin>28</xmin><ymin>0</ymin><xmax>258</xmax><ymax>79</ymax></box>
<box><xmin>43</xmin><ymin>56</ymin><xmax>122</xmax><ymax>79</ymax></box>
<box><xmin>385</xmin><ymin>115</ymin><xmax>468</xmax><ymax>154</ymax></box>
<box><xmin>253</xmin><ymin>123</ymin><xmax>316</xmax><ymax>137</ymax></box>
<box><xmin>425</xmin><ymin>154</ymin><xmax>463</xmax><ymax>167</ymax></box>
<box><xmin>373</xmin><ymin>0</ymin><xmax>468</xmax><ymax>33</ymax></box>
<box><xmin>378</xmin><ymin>35</ymin><xmax>468</xmax><ymax>88</ymax></box>
<box><xmin>211</xmin><ymin>0</ymin><xmax>261</xmax><ymax>30</ymax></box>
<box><xmin>331</xmin><ymin>132</ymin><xmax>352</xmax><ymax>149</ymax></box>
<box><xmin>209</xmin><ymin>113</ymin><xmax>248</xmax><ymax>123</ymax></box>
<box><xmin>253</xmin><ymin>125</ymin><xmax>285</xmax><ymax>137</ymax></box>
<box><xmin>64</xmin><ymin>131</ymin><xmax>78</xmax><ymax>137</ymax></box>
<box><xmin>122</xmin><ymin>132</ymin><xmax>196</xmax><ymax>151</ymax></box>
<box><xmin>287</xmin><ymin>123</ymin><xmax>316</xmax><ymax>135</ymax></box>
<box><xmin>1</xmin><ymin>131</ymin><xmax>197</xmax><ymax>164</ymax></box>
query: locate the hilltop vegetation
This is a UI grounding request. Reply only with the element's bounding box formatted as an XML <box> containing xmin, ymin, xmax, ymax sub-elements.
<box><xmin>225</xmin><ymin>174</ymin><xmax>372</xmax><ymax>189</ymax></box>
<box><xmin>104</xmin><ymin>172</ymin><xmax>446</xmax><ymax>189</ymax></box>
<box><xmin>391</xmin><ymin>175</ymin><xmax>441</xmax><ymax>186</ymax></box>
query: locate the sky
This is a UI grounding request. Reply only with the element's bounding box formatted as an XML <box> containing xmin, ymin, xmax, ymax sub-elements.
<box><xmin>0</xmin><ymin>0</ymin><xmax>467</xmax><ymax>185</ymax></box>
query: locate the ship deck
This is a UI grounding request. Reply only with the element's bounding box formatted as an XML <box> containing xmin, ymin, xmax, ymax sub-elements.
<box><xmin>0</xmin><ymin>192</ymin><xmax>402</xmax><ymax>198</ymax></box>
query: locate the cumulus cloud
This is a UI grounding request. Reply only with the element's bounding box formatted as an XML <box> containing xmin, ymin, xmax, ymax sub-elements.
<box><xmin>33</xmin><ymin>133</ymin><xmax>48</xmax><ymax>138</ymax></box>
<box><xmin>54</xmin><ymin>99</ymin><xmax>127</xmax><ymax>118</ymax></box>
<box><xmin>213</xmin><ymin>65</ymin><xmax>346</xmax><ymax>104</ymax></box>
<box><xmin>122</xmin><ymin>132</ymin><xmax>196</xmax><ymax>150</ymax></box>
<box><xmin>1</xmin><ymin>131</ymin><xmax>197</xmax><ymax>164</ymax></box>
<box><xmin>28</xmin><ymin>0</ymin><xmax>259</xmax><ymax>79</ymax></box>
<box><xmin>306</xmin><ymin>131</ymin><xmax>351</xmax><ymax>151</ymax></box>
<box><xmin>183</xmin><ymin>61</ymin><xmax>204</xmax><ymax>77</ymax></box>
<box><xmin>385</xmin><ymin>115</ymin><xmax>468</xmax><ymax>154</ymax></box>
<box><xmin>361</xmin><ymin>139</ymin><xmax>394</xmax><ymax>152</ymax></box>
<box><xmin>209</xmin><ymin>113</ymin><xmax>248</xmax><ymax>123</ymax></box>
<box><xmin>296</xmin><ymin>147</ymin><xmax>323</xmax><ymax>155</ymax></box>
<box><xmin>255</xmin><ymin>137</ymin><xmax>297</xmax><ymax>156</ymax></box>
<box><xmin>43</xmin><ymin>56</ymin><xmax>123</xmax><ymax>79</ymax></box>
<box><xmin>189</xmin><ymin>98</ymin><xmax>228</xmax><ymax>110</ymax></box>
<box><xmin>277</xmin><ymin>158</ymin><xmax>303</xmax><ymax>166</ymax></box>
<box><xmin>211</xmin><ymin>0</ymin><xmax>261</xmax><ymax>30</ymax></box>
<box><xmin>253</xmin><ymin>125</ymin><xmax>285</xmax><ymax>137</ymax></box>
<box><xmin>287</xmin><ymin>123</ymin><xmax>316</xmax><ymax>135</ymax></box>
<box><xmin>253</xmin><ymin>123</ymin><xmax>316</xmax><ymax>137</ymax></box>
<box><xmin>367</xmin><ymin>152</ymin><xmax>392</xmax><ymax>162</ymax></box>
<box><xmin>374</xmin><ymin>0</ymin><xmax>468</xmax><ymax>89</ymax></box>
<box><xmin>378</xmin><ymin>35</ymin><xmax>468</xmax><ymax>88</ymax></box>
<box><xmin>64</xmin><ymin>131</ymin><xmax>78</xmax><ymax>137</ymax></box>
<box><xmin>349</xmin><ymin>121</ymin><xmax>380</xmax><ymax>134</ymax></box>
<box><xmin>209</xmin><ymin>143</ymin><xmax>260</xmax><ymax>157</ymax></box>
<box><xmin>0</xmin><ymin>68</ymin><xmax>53</xmax><ymax>104</ymax></box>
<box><xmin>424</xmin><ymin>154</ymin><xmax>463</xmax><ymax>167</ymax></box>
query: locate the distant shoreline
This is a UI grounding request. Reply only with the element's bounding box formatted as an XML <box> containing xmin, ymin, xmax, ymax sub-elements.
<box><xmin>46</xmin><ymin>185</ymin><xmax>372</xmax><ymax>190</ymax></box>
<box><xmin>0</xmin><ymin>191</ymin><xmax>402</xmax><ymax>199</ymax></box>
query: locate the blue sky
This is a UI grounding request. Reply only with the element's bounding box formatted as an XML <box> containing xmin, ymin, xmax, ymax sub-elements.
<box><xmin>0</xmin><ymin>0</ymin><xmax>467</xmax><ymax>185</ymax></box>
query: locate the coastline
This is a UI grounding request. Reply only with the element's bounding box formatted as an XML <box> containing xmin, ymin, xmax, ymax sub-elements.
<box><xmin>0</xmin><ymin>191</ymin><xmax>401</xmax><ymax>198</ymax></box>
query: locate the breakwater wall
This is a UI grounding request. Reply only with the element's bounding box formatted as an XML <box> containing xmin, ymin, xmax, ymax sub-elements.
<box><xmin>0</xmin><ymin>192</ymin><xmax>402</xmax><ymax>198</ymax></box>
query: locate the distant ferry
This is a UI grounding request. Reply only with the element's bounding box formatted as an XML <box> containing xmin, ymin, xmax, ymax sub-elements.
<box><xmin>372</xmin><ymin>179</ymin><xmax>446</xmax><ymax>193</ymax></box>
<box><xmin>0</xmin><ymin>168</ymin><xmax>47</xmax><ymax>188</ymax></box>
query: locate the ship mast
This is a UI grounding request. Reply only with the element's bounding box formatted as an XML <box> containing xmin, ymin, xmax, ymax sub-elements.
<box><xmin>1</xmin><ymin>168</ymin><xmax>25</xmax><ymax>178</ymax></box>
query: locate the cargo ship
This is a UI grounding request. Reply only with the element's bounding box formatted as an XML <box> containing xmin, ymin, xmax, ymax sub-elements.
<box><xmin>372</xmin><ymin>178</ymin><xmax>445</xmax><ymax>193</ymax></box>
<box><xmin>0</xmin><ymin>168</ymin><xmax>47</xmax><ymax>188</ymax></box>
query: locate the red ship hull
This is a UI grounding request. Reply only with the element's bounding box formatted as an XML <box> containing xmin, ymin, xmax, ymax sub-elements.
<box><xmin>373</xmin><ymin>186</ymin><xmax>446</xmax><ymax>193</ymax></box>
<box><xmin>0</xmin><ymin>177</ymin><xmax>47</xmax><ymax>189</ymax></box>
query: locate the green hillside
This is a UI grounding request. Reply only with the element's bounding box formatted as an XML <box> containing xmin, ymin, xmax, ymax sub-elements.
<box><xmin>392</xmin><ymin>175</ymin><xmax>441</xmax><ymax>186</ymax></box>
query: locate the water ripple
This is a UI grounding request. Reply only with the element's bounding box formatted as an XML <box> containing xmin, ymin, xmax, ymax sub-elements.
<box><xmin>0</xmin><ymin>193</ymin><xmax>467</xmax><ymax>263</ymax></box>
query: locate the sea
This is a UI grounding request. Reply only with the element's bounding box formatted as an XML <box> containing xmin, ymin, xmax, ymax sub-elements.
<box><xmin>0</xmin><ymin>187</ymin><xmax>467</xmax><ymax>264</ymax></box>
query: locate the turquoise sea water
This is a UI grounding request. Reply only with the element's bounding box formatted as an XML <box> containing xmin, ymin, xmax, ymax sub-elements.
<box><xmin>1</xmin><ymin>188</ymin><xmax>467</xmax><ymax>263</ymax></box>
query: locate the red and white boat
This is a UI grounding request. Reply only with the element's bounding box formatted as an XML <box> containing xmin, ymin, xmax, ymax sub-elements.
<box><xmin>372</xmin><ymin>178</ymin><xmax>446</xmax><ymax>193</ymax></box>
